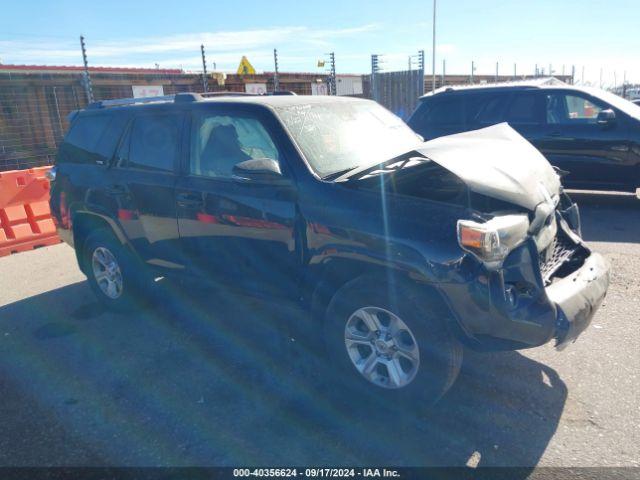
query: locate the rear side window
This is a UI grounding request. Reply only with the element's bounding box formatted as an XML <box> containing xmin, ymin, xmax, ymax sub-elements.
<box><xmin>126</xmin><ymin>113</ymin><xmax>182</xmax><ymax>172</ymax></box>
<box><xmin>506</xmin><ymin>93</ymin><xmax>543</xmax><ymax>124</ymax></box>
<box><xmin>466</xmin><ymin>94</ymin><xmax>509</xmax><ymax>125</ymax></box>
<box><xmin>426</xmin><ymin>98</ymin><xmax>464</xmax><ymax>126</ymax></box>
<box><xmin>410</xmin><ymin>97</ymin><xmax>464</xmax><ymax>132</ymax></box>
<box><xmin>65</xmin><ymin>114</ymin><xmax>112</xmax><ymax>153</ymax></box>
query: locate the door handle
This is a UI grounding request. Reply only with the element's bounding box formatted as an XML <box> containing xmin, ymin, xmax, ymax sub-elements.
<box><xmin>549</xmin><ymin>131</ymin><xmax>563</xmax><ymax>137</ymax></box>
<box><xmin>176</xmin><ymin>193</ymin><xmax>204</xmax><ymax>208</ymax></box>
<box><xmin>106</xmin><ymin>184</ymin><xmax>127</xmax><ymax>195</ymax></box>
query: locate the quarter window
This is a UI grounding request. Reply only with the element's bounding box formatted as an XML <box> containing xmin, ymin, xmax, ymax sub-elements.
<box><xmin>65</xmin><ymin>114</ymin><xmax>112</xmax><ymax>153</ymax></box>
<box><xmin>190</xmin><ymin>112</ymin><xmax>280</xmax><ymax>178</ymax></box>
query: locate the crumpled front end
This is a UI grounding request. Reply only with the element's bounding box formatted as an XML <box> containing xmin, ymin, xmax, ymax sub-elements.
<box><xmin>439</xmin><ymin>191</ymin><xmax>610</xmax><ymax>350</ymax></box>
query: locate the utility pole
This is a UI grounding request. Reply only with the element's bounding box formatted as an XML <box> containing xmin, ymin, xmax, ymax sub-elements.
<box><xmin>495</xmin><ymin>62</ymin><xmax>499</xmax><ymax>82</ymax></box>
<box><xmin>200</xmin><ymin>44</ymin><xmax>209</xmax><ymax>93</ymax></box>
<box><xmin>535</xmin><ymin>64</ymin><xmax>538</xmax><ymax>77</ymax></box>
<box><xmin>273</xmin><ymin>48</ymin><xmax>280</xmax><ymax>92</ymax></box>
<box><xmin>470</xmin><ymin>60</ymin><xmax>476</xmax><ymax>84</ymax></box>
<box><xmin>79</xmin><ymin>35</ymin><xmax>94</xmax><ymax>103</ymax></box>
<box><xmin>513</xmin><ymin>63</ymin><xmax>517</xmax><ymax>80</ymax></box>
<box><xmin>549</xmin><ymin>63</ymin><xmax>553</xmax><ymax>77</ymax></box>
<box><xmin>431</xmin><ymin>0</ymin><xmax>437</xmax><ymax>92</ymax></box>
<box><xmin>571</xmin><ymin>65</ymin><xmax>575</xmax><ymax>85</ymax></box>
<box><xmin>329</xmin><ymin>52</ymin><xmax>336</xmax><ymax>95</ymax></box>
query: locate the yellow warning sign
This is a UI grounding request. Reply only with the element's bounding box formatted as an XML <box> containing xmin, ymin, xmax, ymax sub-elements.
<box><xmin>237</xmin><ymin>56</ymin><xmax>256</xmax><ymax>75</ymax></box>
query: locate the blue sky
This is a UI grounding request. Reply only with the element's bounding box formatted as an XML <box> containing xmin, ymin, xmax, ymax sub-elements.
<box><xmin>1</xmin><ymin>0</ymin><xmax>638</xmax><ymax>86</ymax></box>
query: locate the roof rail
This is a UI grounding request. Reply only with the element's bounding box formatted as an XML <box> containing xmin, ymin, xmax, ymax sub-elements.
<box><xmin>85</xmin><ymin>90</ymin><xmax>299</xmax><ymax>109</ymax></box>
<box><xmin>87</xmin><ymin>94</ymin><xmax>177</xmax><ymax>109</ymax></box>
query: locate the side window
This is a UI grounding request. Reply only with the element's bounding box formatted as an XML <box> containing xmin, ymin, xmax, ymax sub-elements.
<box><xmin>95</xmin><ymin>112</ymin><xmax>130</xmax><ymax>160</ymax></box>
<box><xmin>546</xmin><ymin>93</ymin><xmax>603</xmax><ymax>125</ymax></box>
<box><xmin>190</xmin><ymin>112</ymin><xmax>280</xmax><ymax>178</ymax></box>
<box><xmin>422</xmin><ymin>98</ymin><xmax>465</xmax><ymax>127</ymax></box>
<box><xmin>126</xmin><ymin>113</ymin><xmax>182</xmax><ymax>172</ymax></box>
<box><xmin>65</xmin><ymin>114</ymin><xmax>112</xmax><ymax>154</ymax></box>
<box><xmin>466</xmin><ymin>94</ymin><xmax>509</xmax><ymax>125</ymax></box>
<box><xmin>506</xmin><ymin>93</ymin><xmax>542</xmax><ymax>124</ymax></box>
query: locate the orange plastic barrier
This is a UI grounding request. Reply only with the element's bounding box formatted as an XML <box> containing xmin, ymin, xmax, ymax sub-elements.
<box><xmin>0</xmin><ymin>166</ymin><xmax>61</xmax><ymax>257</ymax></box>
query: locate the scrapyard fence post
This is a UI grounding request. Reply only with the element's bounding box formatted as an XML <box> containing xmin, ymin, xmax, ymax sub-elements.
<box><xmin>79</xmin><ymin>35</ymin><xmax>94</xmax><ymax>104</ymax></box>
<box><xmin>201</xmin><ymin>44</ymin><xmax>209</xmax><ymax>93</ymax></box>
<box><xmin>329</xmin><ymin>52</ymin><xmax>336</xmax><ymax>96</ymax></box>
<box><xmin>371</xmin><ymin>54</ymin><xmax>379</xmax><ymax>101</ymax></box>
<box><xmin>273</xmin><ymin>49</ymin><xmax>280</xmax><ymax>91</ymax></box>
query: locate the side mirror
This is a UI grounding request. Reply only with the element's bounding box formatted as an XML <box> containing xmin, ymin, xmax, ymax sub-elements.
<box><xmin>232</xmin><ymin>158</ymin><xmax>290</xmax><ymax>186</ymax></box>
<box><xmin>597</xmin><ymin>108</ymin><xmax>616</xmax><ymax>126</ymax></box>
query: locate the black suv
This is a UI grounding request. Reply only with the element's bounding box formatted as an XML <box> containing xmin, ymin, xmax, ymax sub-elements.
<box><xmin>408</xmin><ymin>80</ymin><xmax>640</xmax><ymax>193</ymax></box>
<box><xmin>50</xmin><ymin>93</ymin><xmax>609</xmax><ymax>406</ymax></box>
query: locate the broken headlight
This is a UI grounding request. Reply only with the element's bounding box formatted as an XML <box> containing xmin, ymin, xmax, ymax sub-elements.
<box><xmin>457</xmin><ymin>214</ymin><xmax>530</xmax><ymax>269</ymax></box>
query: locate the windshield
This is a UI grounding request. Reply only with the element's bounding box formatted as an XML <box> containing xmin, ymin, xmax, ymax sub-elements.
<box><xmin>586</xmin><ymin>87</ymin><xmax>640</xmax><ymax>119</ymax></box>
<box><xmin>274</xmin><ymin>100</ymin><xmax>423</xmax><ymax>178</ymax></box>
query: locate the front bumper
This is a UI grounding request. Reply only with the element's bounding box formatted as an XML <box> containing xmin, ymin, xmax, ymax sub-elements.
<box><xmin>546</xmin><ymin>252</ymin><xmax>610</xmax><ymax>349</ymax></box>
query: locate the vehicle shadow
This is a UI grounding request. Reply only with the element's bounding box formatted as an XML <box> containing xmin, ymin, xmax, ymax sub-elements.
<box><xmin>568</xmin><ymin>190</ymin><xmax>640</xmax><ymax>243</ymax></box>
<box><xmin>0</xmin><ymin>279</ymin><xmax>566</xmax><ymax>471</ymax></box>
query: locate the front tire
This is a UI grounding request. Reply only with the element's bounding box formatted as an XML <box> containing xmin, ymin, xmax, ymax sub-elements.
<box><xmin>83</xmin><ymin>228</ymin><xmax>150</xmax><ymax>312</ymax></box>
<box><xmin>324</xmin><ymin>276</ymin><xmax>462</xmax><ymax>410</ymax></box>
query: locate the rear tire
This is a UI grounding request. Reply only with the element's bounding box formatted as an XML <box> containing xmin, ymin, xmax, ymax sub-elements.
<box><xmin>324</xmin><ymin>276</ymin><xmax>462</xmax><ymax>412</ymax></box>
<box><xmin>83</xmin><ymin>228</ymin><xmax>151</xmax><ymax>312</ymax></box>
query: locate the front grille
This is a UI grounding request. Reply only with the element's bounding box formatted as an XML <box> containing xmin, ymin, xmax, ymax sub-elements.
<box><xmin>539</xmin><ymin>230</ymin><xmax>578</xmax><ymax>285</ymax></box>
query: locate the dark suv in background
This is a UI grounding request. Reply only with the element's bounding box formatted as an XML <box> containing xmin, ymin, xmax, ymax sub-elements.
<box><xmin>49</xmin><ymin>93</ymin><xmax>609</xmax><ymax>408</ymax></box>
<box><xmin>408</xmin><ymin>80</ymin><xmax>640</xmax><ymax>192</ymax></box>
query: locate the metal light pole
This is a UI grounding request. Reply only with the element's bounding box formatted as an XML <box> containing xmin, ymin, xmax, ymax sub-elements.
<box><xmin>431</xmin><ymin>0</ymin><xmax>436</xmax><ymax>92</ymax></box>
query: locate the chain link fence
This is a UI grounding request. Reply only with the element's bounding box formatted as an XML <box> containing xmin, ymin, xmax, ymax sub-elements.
<box><xmin>0</xmin><ymin>69</ymin><xmax>330</xmax><ymax>172</ymax></box>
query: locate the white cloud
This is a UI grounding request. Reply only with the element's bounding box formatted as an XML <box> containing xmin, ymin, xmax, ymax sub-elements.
<box><xmin>0</xmin><ymin>24</ymin><xmax>379</xmax><ymax>71</ymax></box>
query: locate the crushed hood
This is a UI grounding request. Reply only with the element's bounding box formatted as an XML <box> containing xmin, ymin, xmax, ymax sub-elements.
<box><xmin>415</xmin><ymin>123</ymin><xmax>561</xmax><ymax>210</ymax></box>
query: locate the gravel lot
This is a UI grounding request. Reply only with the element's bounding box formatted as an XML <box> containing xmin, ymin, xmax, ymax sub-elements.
<box><xmin>0</xmin><ymin>191</ymin><xmax>638</xmax><ymax>468</ymax></box>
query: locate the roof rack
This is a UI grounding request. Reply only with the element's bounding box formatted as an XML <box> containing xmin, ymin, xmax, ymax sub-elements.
<box><xmin>86</xmin><ymin>90</ymin><xmax>298</xmax><ymax>109</ymax></box>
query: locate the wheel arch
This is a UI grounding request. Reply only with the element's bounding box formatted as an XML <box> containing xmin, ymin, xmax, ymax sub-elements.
<box><xmin>72</xmin><ymin>212</ymin><xmax>127</xmax><ymax>274</ymax></box>
<box><xmin>310</xmin><ymin>257</ymin><xmax>460</xmax><ymax>336</ymax></box>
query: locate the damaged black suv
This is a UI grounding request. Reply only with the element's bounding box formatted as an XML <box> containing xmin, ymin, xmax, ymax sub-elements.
<box><xmin>50</xmin><ymin>93</ymin><xmax>610</xmax><ymax>406</ymax></box>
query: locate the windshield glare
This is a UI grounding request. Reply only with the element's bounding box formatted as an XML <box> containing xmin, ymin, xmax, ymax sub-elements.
<box><xmin>274</xmin><ymin>101</ymin><xmax>423</xmax><ymax>178</ymax></box>
<box><xmin>588</xmin><ymin>87</ymin><xmax>640</xmax><ymax>119</ymax></box>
